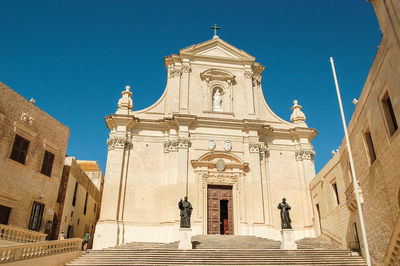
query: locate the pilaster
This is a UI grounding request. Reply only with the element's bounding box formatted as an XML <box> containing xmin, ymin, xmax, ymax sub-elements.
<box><xmin>295</xmin><ymin>146</ymin><xmax>316</xmax><ymax>227</ymax></box>
<box><xmin>180</xmin><ymin>65</ymin><xmax>190</xmax><ymax>114</ymax></box>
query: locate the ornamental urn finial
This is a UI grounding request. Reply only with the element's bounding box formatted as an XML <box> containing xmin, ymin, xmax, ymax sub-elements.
<box><xmin>116</xmin><ymin>85</ymin><xmax>133</xmax><ymax>114</ymax></box>
<box><xmin>290</xmin><ymin>100</ymin><xmax>307</xmax><ymax>127</ymax></box>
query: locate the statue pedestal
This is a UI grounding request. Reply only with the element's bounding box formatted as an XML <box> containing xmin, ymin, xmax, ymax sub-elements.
<box><xmin>280</xmin><ymin>229</ymin><xmax>297</xmax><ymax>250</ymax></box>
<box><xmin>178</xmin><ymin>228</ymin><xmax>192</xmax><ymax>250</ymax></box>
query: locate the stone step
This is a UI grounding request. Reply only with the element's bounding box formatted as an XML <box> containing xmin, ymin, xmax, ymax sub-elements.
<box><xmin>67</xmin><ymin>236</ymin><xmax>366</xmax><ymax>265</ymax></box>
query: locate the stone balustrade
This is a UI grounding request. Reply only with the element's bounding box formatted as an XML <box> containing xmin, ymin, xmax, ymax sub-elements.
<box><xmin>0</xmin><ymin>238</ymin><xmax>82</xmax><ymax>264</ymax></box>
<box><xmin>0</xmin><ymin>224</ymin><xmax>47</xmax><ymax>243</ymax></box>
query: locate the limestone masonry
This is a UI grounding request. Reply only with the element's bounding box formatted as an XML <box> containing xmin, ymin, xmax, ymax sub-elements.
<box><xmin>310</xmin><ymin>0</ymin><xmax>400</xmax><ymax>265</ymax></box>
<box><xmin>0</xmin><ymin>82</ymin><xmax>70</xmax><ymax>236</ymax></box>
<box><xmin>94</xmin><ymin>36</ymin><xmax>318</xmax><ymax>249</ymax></box>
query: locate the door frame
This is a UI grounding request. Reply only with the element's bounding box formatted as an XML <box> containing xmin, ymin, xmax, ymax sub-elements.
<box><xmin>207</xmin><ymin>185</ymin><xmax>234</xmax><ymax>235</ymax></box>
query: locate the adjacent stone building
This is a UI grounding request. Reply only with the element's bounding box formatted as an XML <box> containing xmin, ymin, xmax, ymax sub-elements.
<box><xmin>0</xmin><ymin>82</ymin><xmax>70</xmax><ymax>238</ymax></box>
<box><xmin>310</xmin><ymin>0</ymin><xmax>400</xmax><ymax>265</ymax></box>
<box><xmin>53</xmin><ymin>157</ymin><xmax>103</xmax><ymax>248</ymax></box>
<box><xmin>94</xmin><ymin>36</ymin><xmax>318</xmax><ymax>249</ymax></box>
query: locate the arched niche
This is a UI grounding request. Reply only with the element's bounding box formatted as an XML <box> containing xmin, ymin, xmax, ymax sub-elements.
<box><xmin>200</xmin><ymin>69</ymin><xmax>235</xmax><ymax>113</ymax></box>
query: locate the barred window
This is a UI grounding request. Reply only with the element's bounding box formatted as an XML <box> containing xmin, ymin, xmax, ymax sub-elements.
<box><xmin>40</xmin><ymin>150</ymin><xmax>55</xmax><ymax>177</ymax></box>
<box><xmin>28</xmin><ymin>202</ymin><xmax>44</xmax><ymax>231</ymax></box>
<box><xmin>10</xmin><ymin>135</ymin><xmax>30</xmax><ymax>164</ymax></box>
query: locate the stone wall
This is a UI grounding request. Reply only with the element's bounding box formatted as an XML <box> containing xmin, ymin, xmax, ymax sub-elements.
<box><xmin>0</xmin><ymin>82</ymin><xmax>70</xmax><ymax>236</ymax></box>
<box><xmin>310</xmin><ymin>1</ymin><xmax>400</xmax><ymax>264</ymax></box>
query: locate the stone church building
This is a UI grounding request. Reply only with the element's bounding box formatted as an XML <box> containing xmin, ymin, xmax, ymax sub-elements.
<box><xmin>93</xmin><ymin>36</ymin><xmax>318</xmax><ymax>249</ymax></box>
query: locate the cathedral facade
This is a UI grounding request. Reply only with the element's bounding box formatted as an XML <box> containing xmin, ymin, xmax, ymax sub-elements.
<box><xmin>93</xmin><ymin>36</ymin><xmax>317</xmax><ymax>249</ymax></box>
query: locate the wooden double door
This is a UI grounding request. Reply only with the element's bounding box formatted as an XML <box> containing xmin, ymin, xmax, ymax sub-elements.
<box><xmin>207</xmin><ymin>185</ymin><xmax>233</xmax><ymax>235</ymax></box>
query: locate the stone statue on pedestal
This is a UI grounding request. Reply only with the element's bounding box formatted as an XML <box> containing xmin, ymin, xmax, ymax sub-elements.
<box><xmin>179</xmin><ymin>196</ymin><xmax>193</xmax><ymax>228</ymax></box>
<box><xmin>277</xmin><ymin>198</ymin><xmax>292</xmax><ymax>229</ymax></box>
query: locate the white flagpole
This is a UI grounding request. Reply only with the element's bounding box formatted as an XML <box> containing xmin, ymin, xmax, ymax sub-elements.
<box><xmin>329</xmin><ymin>57</ymin><xmax>371</xmax><ymax>266</ymax></box>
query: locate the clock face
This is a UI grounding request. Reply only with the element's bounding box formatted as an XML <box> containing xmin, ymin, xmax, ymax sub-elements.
<box><xmin>224</xmin><ymin>140</ymin><xmax>232</xmax><ymax>151</ymax></box>
<box><xmin>208</xmin><ymin>139</ymin><xmax>216</xmax><ymax>150</ymax></box>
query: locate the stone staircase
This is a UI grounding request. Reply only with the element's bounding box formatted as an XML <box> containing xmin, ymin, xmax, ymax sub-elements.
<box><xmin>67</xmin><ymin>235</ymin><xmax>366</xmax><ymax>265</ymax></box>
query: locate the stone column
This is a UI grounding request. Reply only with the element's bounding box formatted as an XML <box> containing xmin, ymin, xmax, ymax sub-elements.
<box><xmin>93</xmin><ymin>133</ymin><xmax>132</xmax><ymax>249</ymax></box>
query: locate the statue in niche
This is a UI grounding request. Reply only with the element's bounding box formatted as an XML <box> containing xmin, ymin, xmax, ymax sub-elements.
<box><xmin>213</xmin><ymin>89</ymin><xmax>222</xmax><ymax>112</ymax></box>
<box><xmin>277</xmin><ymin>198</ymin><xmax>292</xmax><ymax>229</ymax></box>
<box><xmin>179</xmin><ymin>196</ymin><xmax>193</xmax><ymax>228</ymax></box>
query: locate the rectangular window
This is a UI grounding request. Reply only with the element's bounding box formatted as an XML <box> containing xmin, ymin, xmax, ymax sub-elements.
<box><xmin>94</xmin><ymin>203</ymin><xmax>97</xmax><ymax>213</ymax></box>
<box><xmin>332</xmin><ymin>182</ymin><xmax>340</xmax><ymax>205</ymax></box>
<box><xmin>10</xmin><ymin>134</ymin><xmax>30</xmax><ymax>164</ymax></box>
<box><xmin>382</xmin><ymin>93</ymin><xmax>398</xmax><ymax>136</ymax></box>
<box><xmin>364</xmin><ymin>129</ymin><xmax>376</xmax><ymax>164</ymax></box>
<box><xmin>72</xmin><ymin>182</ymin><xmax>78</xmax><ymax>206</ymax></box>
<box><xmin>40</xmin><ymin>150</ymin><xmax>55</xmax><ymax>177</ymax></box>
<box><xmin>83</xmin><ymin>192</ymin><xmax>88</xmax><ymax>215</ymax></box>
<box><xmin>0</xmin><ymin>205</ymin><xmax>12</xmax><ymax>225</ymax></box>
<box><xmin>28</xmin><ymin>201</ymin><xmax>44</xmax><ymax>231</ymax></box>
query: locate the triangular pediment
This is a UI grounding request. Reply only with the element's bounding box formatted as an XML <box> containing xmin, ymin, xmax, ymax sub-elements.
<box><xmin>180</xmin><ymin>37</ymin><xmax>255</xmax><ymax>62</ymax></box>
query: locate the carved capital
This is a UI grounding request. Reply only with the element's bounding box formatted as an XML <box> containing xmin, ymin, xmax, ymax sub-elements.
<box><xmin>163</xmin><ymin>138</ymin><xmax>191</xmax><ymax>152</ymax></box>
<box><xmin>249</xmin><ymin>142</ymin><xmax>269</xmax><ymax>160</ymax></box>
<box><xmin>252</xmin><ymin>75</ymin><xmax>261</xmax><ymax>87</ymax></box>
<box><xmin>249</xmin><ymin>143</ymin><xmax>262</xmax><ymax>153</ymax></box>
<box><xmin>244</xmin><ymin>71</ymin><xmax>253</xmax><ymax>79</ymax></box>
<box><xmin>181</xmin><ymin>66</ymin><xmax>191</xmax><ymax>73</ymax></box>
<box><xmin>295</xmin><ymin>147</ymin><xmax>315</xmax><ymax>161</ymax></box>
<box><xmin>107</xmin><ymin>136</ymin><xmax>132</xmax><ymax>151</ymax></box>
<box><xmin>168</xmin><ymin>69</ymin><xmax>182</xmax><ymax>79</ymax></box>
<box><xmin>178</xmin><ymin>137</ymin><xmax>191</xmax><ymax>149</ymax></box>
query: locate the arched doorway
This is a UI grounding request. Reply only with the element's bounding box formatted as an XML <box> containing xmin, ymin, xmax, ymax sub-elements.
<box><xmin>191</xmin><ymin>152</ymin><xmax>248</xmax><ymax>235</ymax></box>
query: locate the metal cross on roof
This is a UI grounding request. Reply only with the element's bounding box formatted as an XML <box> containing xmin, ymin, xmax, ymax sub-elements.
<box><xmin>211</xmin><ymin>24</ymin><xmax>221</xmax><ymax>37</ymax></box>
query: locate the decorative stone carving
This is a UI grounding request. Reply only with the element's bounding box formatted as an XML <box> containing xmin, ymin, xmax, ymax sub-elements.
<box><xmin>244</xmin><ymin>71</ymin><xmax>253</xmax><ymax>79</ymax></box>
<box><xmin>107</xmin><ymin>136</ymin><xmax>132</xmax><ymax>150</ymax></box>
<box><xmin>208</xmin><ymin>138</ymin><xmax>216</xmax><ymax>150</ymax></box>
<box><xmin>216</xmin><ymin>159</ymin><xmax>225</xmax><ymax>172</ymax></box>
<box><xmin>200</xmin><ymin>69</ymin><xmax>235</xmax><ymax>84</ymax></box>
<box><xmin>168</xmin><ymin>69</ymin><xmax>182</xmax><ymax>78</ymax></box>
<box><xmin>164</xmin><ymin>139</ymin><xmax>179</xmax><ymax>152</ymax></box>
<box><xmin>252</xmin><ymin>75</ymin><xmax>261</xmax><ymax>87</ymax></box>
<box><xmin>223</xmin><ymin>140</ymin><xmax>232</xmax><ymax>151</ymax></box>
<box><xmin>249</xmin><ymin>143</ymin><xmax>262</xmax><ymax>153</ymax></box>
<box><xmin>116</xmin><ymin>86</ymin><xmax>133</xmax><ymax>114</ymax></box>
<box><xmin>163</xmin><ymin>138</ymin><xmax>191</xmax><ymax>152</ymax></box>
<box><xmin>290</xmin><ymin>100</ymin><xmax>307</xmax><ymax>127</ymax></box>
<box><xmin>202</xmin><ymin>173</ymin><xmax>240</xmax><ymax>186</ymax></box>
<box><xmin>178</xmin><ymin>138</ymin><xmax>191</xmax><ymax>149</ymax></box>
<box><xmin>295</xmin><ymin>147</ymin><xmax>315</xmax><ymax>161</ymax></box>
<box><xmin>21</xmin><ymin>113</ymin><xmax>34</xmax><ymax>127</ymax></box>
<box><xmin>249</xmin><ymin>143</ymin><xmax>269</xmax><ymax>159</ymax></box>
<box><xmin>181</xmin><ymin>66</ymin><xmax>191</xmax><ymax>73</ymax></box>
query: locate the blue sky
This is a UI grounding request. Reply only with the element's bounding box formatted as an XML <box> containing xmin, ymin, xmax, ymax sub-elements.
<box><xmin>0</xmin><ymin>0</ymin><xmax>380</xmax><ymax>173</ymax></box>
